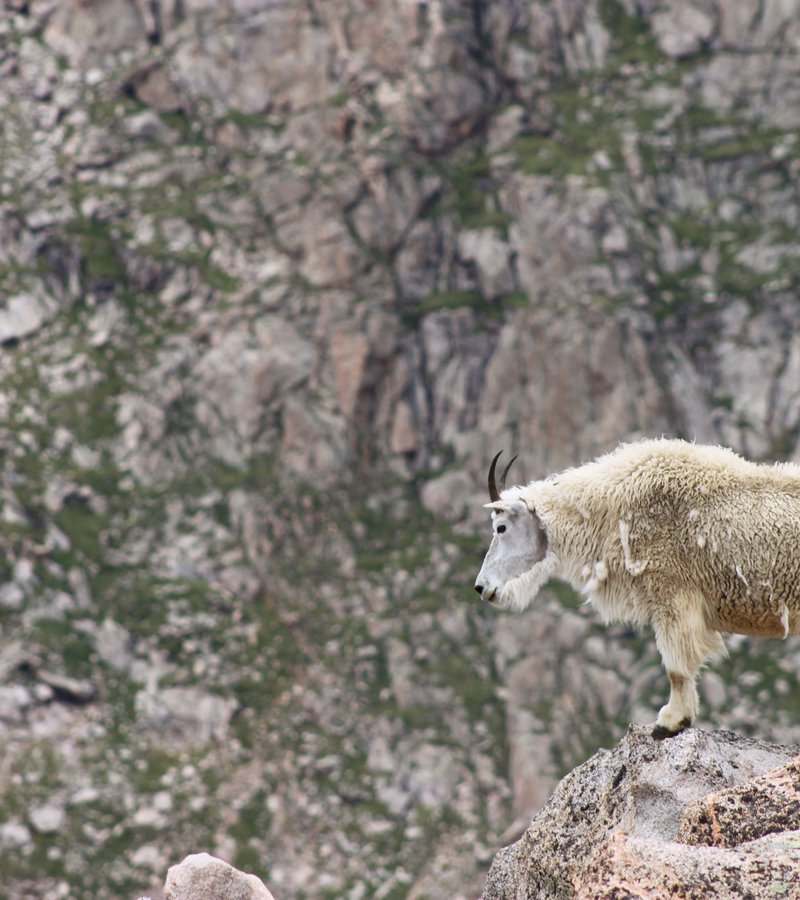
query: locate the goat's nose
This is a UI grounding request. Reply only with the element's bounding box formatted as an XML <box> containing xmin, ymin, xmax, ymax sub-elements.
<box><xmin>474</xmin><ymin>584</ymin><xmax>484</xmax><ymax>596</ymax></box>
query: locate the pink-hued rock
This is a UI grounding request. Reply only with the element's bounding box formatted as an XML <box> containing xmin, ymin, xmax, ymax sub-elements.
<box><xmin>576</xmin><ymin>827</ymin><xmax>800</xmax><ymax>899</ymax></box>
<box><xmin>482</xmin><ymin>726</ymin><xmax>800</xmax><ymax>899</ymax></box>
<box><xmin>678</xmin><ymin>756</ymin><xmax>800</xmax><ymax>847</ymax></box>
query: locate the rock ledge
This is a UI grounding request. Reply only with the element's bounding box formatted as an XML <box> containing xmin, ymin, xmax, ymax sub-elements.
<box><xmin>482</xmin><ymin>725</ymin><xmax>800</xmax><ymax>899</ymax></box>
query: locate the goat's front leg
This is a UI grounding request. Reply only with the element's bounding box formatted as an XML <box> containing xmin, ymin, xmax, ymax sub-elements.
<box><xmin>652</xmin><ymin>671</ymin><xmax>698</xmax><ymax>739</ymax></box>
<box><xmin>651</xmin><ymin>593</ymin><xmax>726</xmax><ymax>740</ymax></box>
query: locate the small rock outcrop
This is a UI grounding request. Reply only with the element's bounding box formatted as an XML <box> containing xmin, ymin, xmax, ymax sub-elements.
<box><xmin>164</xmin><ymin>853</ymin><xmax>276</xmax><ymax>900</ymax></box>
<box><xmin>482</xmin><ymin>725</ymin><xmax>800</xmax><ymax>899</ymax></box>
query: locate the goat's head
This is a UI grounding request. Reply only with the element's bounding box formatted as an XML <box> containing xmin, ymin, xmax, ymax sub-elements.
<box><xmin>474</xmin><ymin>452</ymin><xmax>549</xmax><ymax>610</ymax></box>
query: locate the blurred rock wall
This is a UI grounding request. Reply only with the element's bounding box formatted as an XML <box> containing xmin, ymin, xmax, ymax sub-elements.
<box><xmin>2</xmin><ymin>1</ymin><xmax>800</xmax><ymax>898</ymax></box>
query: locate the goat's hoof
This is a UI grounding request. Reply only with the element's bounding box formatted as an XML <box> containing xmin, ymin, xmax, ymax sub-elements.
<box><xmin>651</xmin><ymin>717</ymin><xmax>691</xmax><ymax>740</ymax></box>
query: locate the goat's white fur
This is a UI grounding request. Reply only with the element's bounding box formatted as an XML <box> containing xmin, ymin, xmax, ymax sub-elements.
<box><xmin>476</xmin><ymin>438</ymin><xmax>800</xmax><ymax>736</ymax></box>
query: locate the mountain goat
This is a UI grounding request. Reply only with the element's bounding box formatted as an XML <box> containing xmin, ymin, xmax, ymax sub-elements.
<box><xmin>474</xmin><ymin>439</ymin><xmax>800</xmax><ymax>738</ymax></box>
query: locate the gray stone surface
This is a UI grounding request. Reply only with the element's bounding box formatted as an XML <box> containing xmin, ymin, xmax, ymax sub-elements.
<box><xmin>164</xmin><ymin>853</ymin><xmax>276</xmax><ymax>900</ymax></box>
<box><xmin>483</xmin><ymin>727</ymin><xmax>800</xmax><ymax>899</ymax></box>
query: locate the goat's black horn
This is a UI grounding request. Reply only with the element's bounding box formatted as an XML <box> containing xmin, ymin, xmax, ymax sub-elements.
<box><xmin>488</xmin><ymin>451</ymin><xmax>503</xmax><ymax>502</ymax></box>
<box><xmin>500</xmin><ymin>454</ymin><xmax>517</xmax><ymax>492</ymax></box>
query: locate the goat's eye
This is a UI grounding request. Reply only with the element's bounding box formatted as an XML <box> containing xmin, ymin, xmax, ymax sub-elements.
<box><xmin>496</xmin><ymin>524</ymin><xmax>506</xmax><ymax>534</ymax></box>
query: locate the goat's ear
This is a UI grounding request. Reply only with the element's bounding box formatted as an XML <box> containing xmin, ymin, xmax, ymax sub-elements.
<box><xmin>484</xmin><ymin>500</ymin><xmax>529</xmax><ymax>516</ymax></box>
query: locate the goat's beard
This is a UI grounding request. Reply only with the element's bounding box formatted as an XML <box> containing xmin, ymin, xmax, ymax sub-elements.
<box><xmin>495</xmin><ymin>554</ymin><xmax>558</xmax><ymax>613</ymax></box>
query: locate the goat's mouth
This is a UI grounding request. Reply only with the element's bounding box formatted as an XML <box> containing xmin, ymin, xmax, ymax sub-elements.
<box><xmin>482</xmin><ymin>588</ymin><xmax>498</xmax><ymax>604</ymax></box>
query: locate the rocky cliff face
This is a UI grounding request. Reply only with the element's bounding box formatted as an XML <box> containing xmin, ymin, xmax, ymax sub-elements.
<box><xmin>2</xmin><ymin>1</ymin><xmax>800</xmax><ymax>897</ymax></box>
<box><xmin>483</xmin><ymin>726</ymin><xmax>800</xmax><ymax>899</ymax></box>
